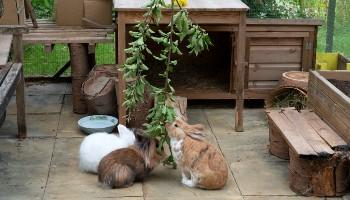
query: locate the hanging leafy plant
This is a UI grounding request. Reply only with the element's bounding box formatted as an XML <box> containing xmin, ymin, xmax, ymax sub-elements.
<box><xmin>121</xmin><ymin>0</ymin><xmax>212</xmax><ymax>168</ymax></box>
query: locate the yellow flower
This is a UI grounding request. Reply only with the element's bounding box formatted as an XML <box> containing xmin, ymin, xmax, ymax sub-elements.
<box><xmin>173</xmin><ymin>0</ymin><xmax>188</xmax><ymax>7</ymax></box>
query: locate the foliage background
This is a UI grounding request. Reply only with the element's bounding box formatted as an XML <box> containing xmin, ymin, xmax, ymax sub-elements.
<box><xmin>25</xmin><ymin>0</ymin><xmax>350</xmax><ymax>77</ymax></box>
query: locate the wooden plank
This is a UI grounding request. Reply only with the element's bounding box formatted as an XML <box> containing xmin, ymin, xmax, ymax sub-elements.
<box><xmin>234</xmin><ymin>11</ymin><xmax>246</xmax><ymax>132</ymax></box>
<box><xmin>0</xmin><ymin>34</ymin><xmax>13</xmax><ymax>66</ymax></box>
<box><xmin>23</xmin><ymin>36</ymin><xmax>113</xmax><ymax>44</ymax></box>
<box><xmin>250</xmin><ymin>38</ymin><xmax>302</xmax><ymax>46</ymax></box>
<box><xmin>0</xmin><ymin>63</ymin><xmax>12</xmax><ymax>85</ymax></box>
<box><xmin>308</xmin><ymin>80</ymin><xmax>350</xmax><ymax>144</ymax></box>
<box><xmin>247</xmin><ymin>18</ymin><xmax>323</xmax><ymax>26</ymax></box>
<box><xmin>175</xmin><ymin>87</ymin><xmax>275</xmax><ymax>100</ymax></box>
<box><xmin>267</xmin><ymin>111</ymin><xmax>318</xmax><ymax>158</ymax></box>
<box><xmin>0</xmin><ymin>26</ymin><xmax>29</xmax><ymax>34</ymax></box>
<box><xmin>310</xmin><ymin>71</ymin><xmax>350</xmax><ymax>111</ymax></box>
<box><xmin>247</xmin><ymin>32</ymin><xmax>309</xmax><ymax>38</ymax></box>
<box><xmin>249</xmin><ymin>64</ymin><xmax>301</xmax><ymax>81</ymax></box>
<box><xmin>318</xmin><ymin>70</ymin><xmax>350</xmax><ymax>81</ymax></box>
<box><xmin>247</xmin><ymin>25</ymin><xmax>316</xmax><ymax>32</ymax></box>
<box><xmin>301</xmin><ymin>110</ymin><xmax>348</xmax><ymax>150</ymax></box>
<box><xmin>283</xmin><ymin>109</ymin><xmax>334</xmax><ymax>157</ymax></box>
<box><xmin>122</xmin><ymin>11</ymin><xmax>240</xmax><ymax>25</ymax></box>
<box><xmin>0</xmin><ymin>63</ymin><xmax>22</xmax><ymax>113</ymax></box>
<box><xmin>249</xmin><ymin>46</ymin><xmax>302</xmax><ymax>64</ymax></box>
<box><xmin>25</xmin><ymin>32</ymin><xmax>108</xmax><ymax>38</ymax></box>
<box><xmin>114</xmin><ymin>0</ymin><xmax>249</xmax><ymax>11</ymax></box>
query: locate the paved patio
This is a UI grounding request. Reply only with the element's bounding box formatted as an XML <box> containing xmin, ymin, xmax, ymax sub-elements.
<box><xmin>0</xmin><ymin>83</ymin><xmax>348</xmax><ymax>200</ymax></box>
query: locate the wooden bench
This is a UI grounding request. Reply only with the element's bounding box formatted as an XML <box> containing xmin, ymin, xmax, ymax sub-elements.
<box><xmin>267</xmin><ymin>108</ymin><xmax>349</xmax><ymax>197</ymax></box>
<box><xmin>0</xmin><ymin>33</ymin><xmax>27</xmax><ymax>138</ymax></box>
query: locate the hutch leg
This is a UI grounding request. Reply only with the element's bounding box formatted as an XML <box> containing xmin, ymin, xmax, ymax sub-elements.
<box><xmin>16</xmin><ymin>68</ymin><xmax>26</xmax><ymax>139</ymax></box>
<box><xmin>234</xmin><ymin>12</ymin><xmax>247</xmax><ymax>132</ymax></box>
<box><xmin>117</xmin><ymin>13</ymin><xmax>127</xmax><ymax>125</ymax></box>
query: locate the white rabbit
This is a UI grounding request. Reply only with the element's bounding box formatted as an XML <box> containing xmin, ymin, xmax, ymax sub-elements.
<box><xmin>79</xmin><ymin>124</ymin><xmax>136</xmax><ymax>174</ymax></box>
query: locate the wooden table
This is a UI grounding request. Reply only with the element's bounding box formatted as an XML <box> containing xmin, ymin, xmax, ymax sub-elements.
<box><xmin>114</xmin><ymin>0</ymin><xmax>249</xmax><ymax>131</ymax></box>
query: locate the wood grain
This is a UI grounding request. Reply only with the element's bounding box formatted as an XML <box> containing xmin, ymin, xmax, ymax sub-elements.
<box><xmin>283</xmin><ymin>109</ymin><xmax>334</xmax><ymax>158</ymax></box>
<box><xmin>300</xmin><ymin>110</ymin><xmax>348</xmax><ymax>150</ymax></box>
<box><xmin>267</xmin><ymin>111</ymin><xmax>318</xmax><ymax>158</ymax></box>
<box><xmin>114</xmin><ymin>0</ymin><xmax>249</xmax><ymax>11</ymax></box>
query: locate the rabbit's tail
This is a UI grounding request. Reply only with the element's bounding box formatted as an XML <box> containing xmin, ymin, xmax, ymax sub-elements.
<box><xmin>99</xmin><ymin>163</ymin><xmax>136</xmax><ymax>188</ymax></box>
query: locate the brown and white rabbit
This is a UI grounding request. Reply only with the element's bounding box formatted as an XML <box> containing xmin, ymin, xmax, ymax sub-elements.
<box><xmin>166</xmin><ymin>119</ymin><xmax>228</xmax><ymax>190</ymax></box>
<box><xmin>98</xmin><ymin>129</ymin><xmax>165</xmax><ymax>188</ymax></box>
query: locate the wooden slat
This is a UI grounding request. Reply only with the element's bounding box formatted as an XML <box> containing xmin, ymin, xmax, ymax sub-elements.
<box><xmin>122</xmin><ymin>11</ymin><xmax>240</xmax><ymax>25</ymax></box>
<box><xmin>0</xmin><ymin>63</ymin><xmax>22</xmax><ymax>113</ymax></box>
<box><xmin>0</xmin><ymin>34</ymin><xmax>13</xmax><ymax>66</ymax></box>
<box><xmin>247</xmin><ymin>18</ymin><xmax>323</xmax><ymax>26</ymax></box>
<box><xmin>250</xmin><ymin>38</ymin><xmax>302</xmax><ymax>46</ymax></box>
<box><xmin>247</xmin><ymin>32</ymin><xmax>309</xmax><ymax>38</ymax></box>
<box><xmin>0</xmin><ymin>63</ymin><xmax>12</xmax><ymax>85</ymax></box>
<box><xmin>318</xmin><ymin>71</ymin><xmax>350</xmax><ymax>81</ymax></box>
<box><xmin>283</xmin><ymin>109</ymin><xmax>334</xmax><ymax>157</ymax></box>
<box><xmin>310</xmin><ymin>71</ymin><xmax>350</xmax><ymax>112</ymax></box>
<box><xmin>247</xmin><ymin>25</ymin><xmax>316</xmax><ymax>32</ymax></box>
<box><xmin>23</xmin><ymin>36</ymin><xmax>113</xmax><ymax>44</ymax></box>
<box><xmin>114</xmin><ymin>0</ymin><xmax>249</xmax><ymax>11</ymax></box>
<box><xmin>267</xmin><ymin>110</ymin><xmax>318</xmax><ymax>158</ymax></box>
<box><xmin>249</xmin><ymin>46</ymin><xmax>302</xmax><ymax>64</ymax></box>
<box><xmin>301</xmin><ymin>110</ymin><xmax>348</xmax><ymax>150</ymax></box>
<box><xmin>249</xmin><ymin>63</ymin><xmax>301</xmax><ymax>81</ymax></box>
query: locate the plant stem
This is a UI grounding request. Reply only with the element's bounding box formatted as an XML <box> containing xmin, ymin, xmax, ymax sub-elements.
<box><xmin>164</xmin><ymin>0</ymin><xmax>175</xmax><ymax>95</ymax></box>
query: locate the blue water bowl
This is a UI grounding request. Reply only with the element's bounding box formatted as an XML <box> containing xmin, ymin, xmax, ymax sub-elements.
<box><xmin>78</xmin><ymin>115</ymin><xmax>118</xmax><ymax>134</ymax></box>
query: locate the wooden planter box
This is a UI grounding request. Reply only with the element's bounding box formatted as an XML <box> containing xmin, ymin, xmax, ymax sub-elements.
<box><xmin>308</xmin><ymin>70</ymin><xmax>350</xmax><ymax>143</ymax></box>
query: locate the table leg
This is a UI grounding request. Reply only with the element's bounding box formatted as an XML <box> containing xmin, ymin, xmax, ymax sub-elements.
<box><xmin>117</xmin><ymin>13</ymin><xmax>127</xmax><ymax>125</ymax></box>
<box><xmin>16</xmin><ymin>68</ymin><xmax>26</xmax><ymax>139</ymax></box>
<box><xmin>235</xmin><ymin>12</ymin><xmax>247</xmax><ymax>132</ymax></box>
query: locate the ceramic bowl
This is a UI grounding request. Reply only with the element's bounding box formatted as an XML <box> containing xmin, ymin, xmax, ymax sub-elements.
<box><xmin>78</xmin><ymin>115</ymin><xmax>118</xmax><ymax>134</ymax></box>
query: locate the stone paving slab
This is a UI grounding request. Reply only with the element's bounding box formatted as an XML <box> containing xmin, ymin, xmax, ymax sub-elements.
<box><xmin>231</xmin><ymin>160</ymin><xmax>293</xmax><ymax>196</ymax></box>
<box><xmin>204</xmin><ymin>109</ymin><xmax>268</xmax><ymax>134</ymax></box>
<box><xmin>57</xmin><ymin>112</ymin><xmax>86</xmax><ymax>138</ymax></box>
<box><xmin>144</xmin><ymin>165</ymin><xmax>241</xmax><ymax>200</ymax></box>
<box><xmin>44</xmin><ymin>138</ymin><xmax>143</xmax><ymax>200</ymax></box>
<box><xmin>0</xmin><ymin>138</ymin><xmax>54</xmax><ymax>200</ymax></box>
<box><xmin>7</xmin><ymin>95</ymin><xmax>63</xmax><ymax>115</ymax></box>
<box><xmin>25</xmin><ymin>83</ymin><xmax>70</xmax><ymax>96</ymax></box>
<box><xmin>0</xmin><ymin>114</ymin><xmax>60</xmax><ymax>138</ymax></box>
<box><xmin>244</xmin><ymin>196</ymin><xmax>325</xmax><ymax>200</ymax></box>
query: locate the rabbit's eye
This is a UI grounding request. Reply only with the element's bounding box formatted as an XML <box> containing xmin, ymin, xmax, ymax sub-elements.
<box><xmin>174</xmin><ymin>124</ymin><xmax>178</xmax><ymax>128</ymax></box>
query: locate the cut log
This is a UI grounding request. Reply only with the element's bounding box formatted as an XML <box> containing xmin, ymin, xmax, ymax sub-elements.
<box><xmin>279</xmin><ymin>71</ymin><xmax>309</xmax><ymax>92</ymax></box>
<box><xmin>128</xmin><ymin>96</ymin><xmax>188</xmax><ymax>129</ymax></box>
<box><xmin>82</xmin><ymin>64</ymin><xmax>118</xmax><ymax>116</ymax></box>
<box><xmin>69</xmin><ymin>43</ymin><xmax>90</xmax><ymax>114</ymax></box>
<box><xmin>267</xmin><ymin>111</ymin><xmax>289</xmax><ymax>159</ymax></box>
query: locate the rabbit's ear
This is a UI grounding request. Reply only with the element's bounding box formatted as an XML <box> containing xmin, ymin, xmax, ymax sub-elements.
<box><xmin>188</xmin><ymin>132</ymin><xmax>206</xmax><ymax>141</ymax></box>
<box><xmin>192</xmin><ymin>124</ymin><xmax>205</xmax><ymax>131</ymax></box>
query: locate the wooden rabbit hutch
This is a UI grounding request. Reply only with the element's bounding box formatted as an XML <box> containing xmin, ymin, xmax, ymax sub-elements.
<box><xmin>114</xmin><ymin>0</ymin><xmax>322</xmax><ymax>129</ymax></box>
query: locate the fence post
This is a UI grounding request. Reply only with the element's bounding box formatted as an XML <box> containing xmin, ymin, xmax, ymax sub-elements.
<box><xmin>326</xmin><ymin>0</ymin><xmax>336</xmax><ymax>52</ymax></box>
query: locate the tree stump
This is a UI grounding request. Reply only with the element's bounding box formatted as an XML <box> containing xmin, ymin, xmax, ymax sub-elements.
<box><xmin>279</xmin><ymin>71</ymin><xmax>309</xmax><ymax>92</ymax></box>
<box><xmin>267</xmin><ymin>115</ymin><xmax>289</xmax><ymax>159</ymax></box>
<box><xmin>289</xmin><ymin>150</ymin><xmax>350</xmax><ymax>197</ymax></box>
<box><xmin>69</xmin><ymin>43</ymin><xmax>90</xmax><ymax>114</ymax></box>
